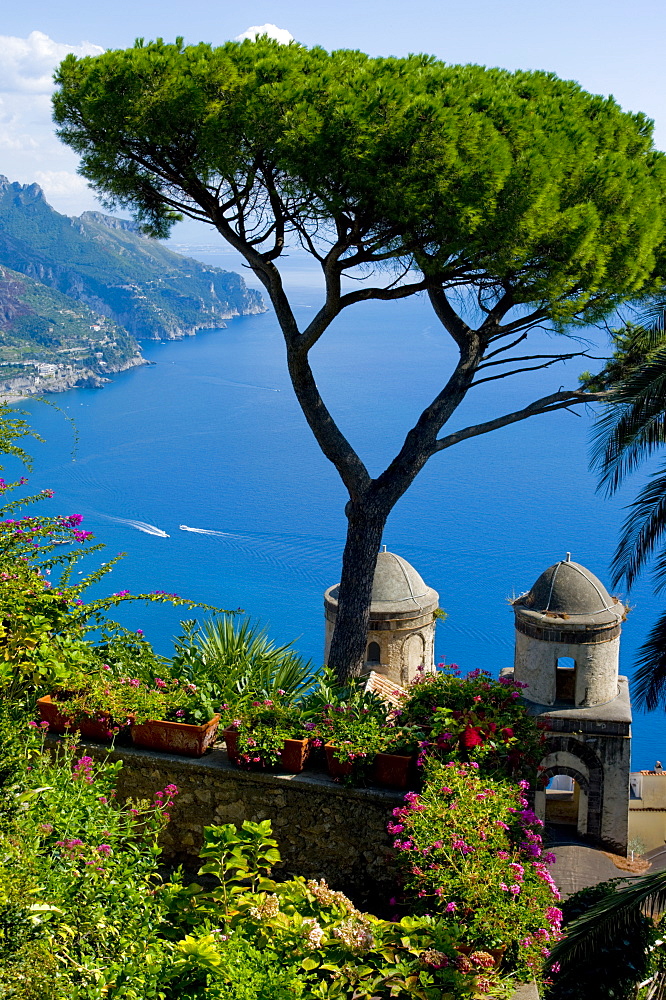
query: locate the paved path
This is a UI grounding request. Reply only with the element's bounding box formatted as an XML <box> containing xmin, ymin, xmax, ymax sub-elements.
<box><xmin>646</xmin><ymin>844</ymin><xmax>666</xmax><ymax>872</ymax></box>
<box><xmin>546</xmin><ymin>826</ymin><xmax>623</xmax><ymax>897</ymax></box>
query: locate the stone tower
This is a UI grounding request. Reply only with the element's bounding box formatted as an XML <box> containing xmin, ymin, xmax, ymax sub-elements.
<box><xmin>324</xmin><ymin>548</ymin><xmax>439</xmax><ymax>686</ymax></box>
<box><xmin>510</xmin><ymin>554</ymin><xmax>632</xmax><ymax>854</ymax></box>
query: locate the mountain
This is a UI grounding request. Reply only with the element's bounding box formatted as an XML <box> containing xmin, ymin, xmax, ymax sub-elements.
<box><xmin>0</xmin><ymin>263</ymin><xmax>145</xmax><ymax>396</ymax></box>
<box><xmin>0</xmin><ymin>177</ymin><xmax>265</xmax><ymax>341</ymax></box>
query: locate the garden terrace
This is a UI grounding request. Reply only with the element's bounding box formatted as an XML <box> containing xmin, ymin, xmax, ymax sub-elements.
<box><xmin>45</xmin><ymin>734</ymin><xmax>402</xmax><ymax>910</ymax></box>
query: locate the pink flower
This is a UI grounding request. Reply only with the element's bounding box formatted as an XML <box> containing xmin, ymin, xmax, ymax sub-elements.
<box><xmin>445</xmin><ymin>901</ymin><xmax>457</xmax><ymax>912</ymax></box>
<box><xmin>164</xmin><ymin>784</ymin><xmax>179</xmax><ymax>795</ymax></box>
<box><xmin>96</xmin><ymin>844</ymin><xmax>112</xmax><ymax>856</ymax></box>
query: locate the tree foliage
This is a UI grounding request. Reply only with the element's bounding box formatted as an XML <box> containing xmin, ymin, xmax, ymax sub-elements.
<box><xmin>53</xmin><ymin>39</ymin><xmax>666</xmax><ymax>318</ymax></box>
<box><xmin>52</xmin><ymin>37</ymin><xmax>666</xmax><ymax>677</ymax></box>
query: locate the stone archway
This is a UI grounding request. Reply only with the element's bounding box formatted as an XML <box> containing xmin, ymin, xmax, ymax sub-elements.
<box><xmin>540</xmin><ymin>765</ymin><xmax>589</xmax><ymax>833</ymax></box>
<box><xmin>538</xmin><ymin>736</ymin><xmax>604</xmax><ymax>842</ymax></box>
<box><xmin>401</xmin><ymin>633</ymin><xmax>425</xmax><ymax>686</ymax></box>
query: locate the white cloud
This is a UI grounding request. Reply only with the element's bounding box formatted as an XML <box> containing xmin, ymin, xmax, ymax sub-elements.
<box><xmin>34</xmin><ymin>170</ymin><xmax>91</xmax><ymax>200</ymax></box>
<box><xmin>0</xmin><ymin>30</ymin><xmax>103</xmax><ymax>94</ymax></box>
<box><xmin>0</xmin><ymin>32</ymin><xmax>105</xmax><ymax>215</ymax></box>
<box><xmin>234</xmin><ymin>24</ymin><xmax>294</xmax><ymax>45</ymax></box>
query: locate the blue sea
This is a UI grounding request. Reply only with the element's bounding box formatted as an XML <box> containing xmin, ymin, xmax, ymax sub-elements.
<box><xmin>8</xmin><ymin>248</ymin><xmax>665</xmax><ymax>770</ymax></box>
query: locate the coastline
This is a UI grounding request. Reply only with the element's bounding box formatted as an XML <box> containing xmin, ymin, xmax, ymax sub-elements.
<box><xmin>0</xmin><ymin>355</ymin><xmax>149</xmax><ymax>407</ymax></box>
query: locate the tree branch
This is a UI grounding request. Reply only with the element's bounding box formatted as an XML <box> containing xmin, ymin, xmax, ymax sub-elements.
<box><xmin>286</xmin><ymin>346</ymin><xmax>372</xmax><ymax>499</ymax></box>
<box><xmin>428</xmin><ymin>288</ymin><xmax>473</xmax><ymax>349</ymax></box>
<box><xmin>471</xmin><ymin>355</ymin><xmax>589</xmax><ymax>386</ymax></box>
<box><xmin>483</xmin><ymin>333</ymin><xmax>529</xmax><ymax>361</ymax></box>
<box><xmin>434</xmin><ymin>389</ymin><xmax>608</xmax><ymax>451</ymax></box>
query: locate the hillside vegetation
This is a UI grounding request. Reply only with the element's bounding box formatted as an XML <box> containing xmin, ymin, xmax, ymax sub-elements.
<box><xmin>0</xmin><ymin>176</ymin><xmax>264</xmax><ymax>341</ymax></box>
<box><xmin>0</xmin><ymin>263</ymin><xmax>137</xmax><ymax>365</ymax></box>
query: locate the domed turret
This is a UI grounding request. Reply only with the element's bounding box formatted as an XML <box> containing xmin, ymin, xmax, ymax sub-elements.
<box><xmin>512</xmin><ymin>554</ymin><xmax>625</xmax><ymax>707</ymax></box>
<box><xmin>514</xmin><ymin>554</ymin><xmax>624</xmax><ymax>626</ymax></box>
<box><xmin>324</xmin><ymin>548</ymin><xmax>439</xmax><ymax>685</ymax></box>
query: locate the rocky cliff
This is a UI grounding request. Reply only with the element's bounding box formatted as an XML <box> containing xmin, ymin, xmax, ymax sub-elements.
<box><xmin>0</xmin><ymin>176</ymin><xmax>265</xmax><ymax>341</ymax></box>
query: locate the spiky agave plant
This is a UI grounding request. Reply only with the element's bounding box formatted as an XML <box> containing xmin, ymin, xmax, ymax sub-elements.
<box><xmin>171</xmin><ymin>616</ymin><xmax>317</xmax><ymax>709</ymax></box>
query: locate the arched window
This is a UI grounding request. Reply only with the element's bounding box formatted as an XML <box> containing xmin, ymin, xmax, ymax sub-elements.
<box><xmin>367</xmin><ymin>641</ymin><xmax>381</xmax><ymax>665</ymax></box>
<box><xmin>556</xmin><ymin>657</ymin><xmax>576</xmax><ymax>703</ymax></box>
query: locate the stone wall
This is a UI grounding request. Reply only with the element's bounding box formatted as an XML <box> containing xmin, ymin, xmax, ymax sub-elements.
<box><xmin>46</xmin><ymin>737</ymin><xmax>539</xmax><ymax>997</ymax></box>
<box><xmin>49</xmin><ymin>737</ymin><xmax>403</xmax><ymax>910</ymax></box>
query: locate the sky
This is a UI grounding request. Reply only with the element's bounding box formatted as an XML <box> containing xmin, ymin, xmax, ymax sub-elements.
<box><xmin>1</xmin><ymin>1</ymin><xmax>665</xmax><ymax>218</ymax></box>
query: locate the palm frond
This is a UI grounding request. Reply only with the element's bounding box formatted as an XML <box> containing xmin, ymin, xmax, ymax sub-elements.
<box><xmin>638</xmin><ymin>296</ymin><xmax>666</xmax><ymax>329</ymax></box>
<box><xmin>631</xmin><ymin>610</ymin><xmax>666</xmax><ymax>711</ymax></box>
<box><xmin>592</xmin><ymin>347</ymin><xmax>666</xmax><ymax>494</ymax></box>
<box><xmin>611</xmin><ymin>464</ymin><xmax>666</xmax><ymax>589</ymax></box>
<box><xmin>550</xmin><ymin>869</ymin><xmax>666</xmax><ymax>970</ymax></box>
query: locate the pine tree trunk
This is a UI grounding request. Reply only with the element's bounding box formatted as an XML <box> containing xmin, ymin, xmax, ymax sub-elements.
<box><xmin>327</xmin><ymin>500</ymin><xmax>388</xmax><ymax>681</ymax></box>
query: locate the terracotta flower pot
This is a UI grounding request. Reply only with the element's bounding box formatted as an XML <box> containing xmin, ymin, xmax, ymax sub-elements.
<box><xmin>325</xmin><ymin>742</ymin><xmax>355</xmax><ymax>779</ymax></box>
<box><xmin>279</xmin><ymin>737</ymin><xmax>310</xmax><ymax>773</ymax></box>
<box><xmin>372</xmin><ymin>751</ymin><xmax>415</xmax><ymax>790</ymax></box>
<box><xmin>223</xmin><ymin>725</ymin><xmax>240</xmax><ymax>764</ymax></box>
<box><xmin>131</xmin><ymin>714</ymin><xmax>220</xmax><ymax>758</ymax></box>
<box><xmin>36</xmin><ymin>695</ymin><xmax>117</xmax><ymax>740</ymax></box>
<box><xmin>224</xmin><ymin>728</ymin><xmax>309</xmax><ymax>773</ymax></box>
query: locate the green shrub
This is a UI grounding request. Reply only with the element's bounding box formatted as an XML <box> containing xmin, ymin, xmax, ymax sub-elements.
<box><xmin>390</xmin><ymin>759</ymin><xmax>561</xmax><ymax>980</ymax></box>
<box><xmin>396</xmin><ymin>666</ymin><xmax>545</xmax><ymax>779</ymax></box>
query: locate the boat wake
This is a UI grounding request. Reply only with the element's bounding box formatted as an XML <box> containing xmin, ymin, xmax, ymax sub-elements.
<box><xmin>197</xmin><ymin>376</ymin><xmax>280</xmax><ymax>392</ymax></box>
<box><xmin>179</xmin><ymin>524</ymin><xmax>242</xmax><ymax>538</ymax></box>
<box><xmin>103</xmin><ymin>515</ymin><xmax>170</xmax><ymax>538</ymax></box>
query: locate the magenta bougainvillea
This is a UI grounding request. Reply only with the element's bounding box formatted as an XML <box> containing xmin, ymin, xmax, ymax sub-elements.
<box><xmin>390</xmin><ymin>759</ymin><xmax>562</xmax><ymax>979</ymax></box>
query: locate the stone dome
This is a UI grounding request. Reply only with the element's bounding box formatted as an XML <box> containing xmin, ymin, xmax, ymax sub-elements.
<box><xmin>325</xmin><ymin>549</ymin><xmax>439</xmax><ymax>619</ymax></box>
<box><xmin>513</xmin><ymin>555</ymin><xmax>624</xmax><ymax>629</ymax></box>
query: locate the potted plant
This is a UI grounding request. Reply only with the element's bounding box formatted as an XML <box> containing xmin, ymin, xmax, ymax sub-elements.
<box><xmin>129</xmin><ymin>677</ymin><xmax>220</xmax><ymax>758</ymax></box>
<box><xmin>372</xmin><ymin>725</ymin><xmax>421</xmax><ymax>790</ymax></box>
<box><xmin>38</xmin><ymin>671</ymin><xmax>221</xmax><ymax>757</ymax></box>
<box><xmin>320</xmin><ymin>708</ymin><xmax>388</xmax><ymax>784</ymax></box>
<box><xmin>397</xmin><ymin>665</ymin><xmax>545</xmax><ymax>778</ymax></box>
<box><xmin>36</xmin><ymin>667</ymin><xmax>148</xmax><ymax>741</ymax></box>
<box><xmin>223</xmin><ymin>701</ymin><xmax>309</xmax><ymax>773</ymax></box>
